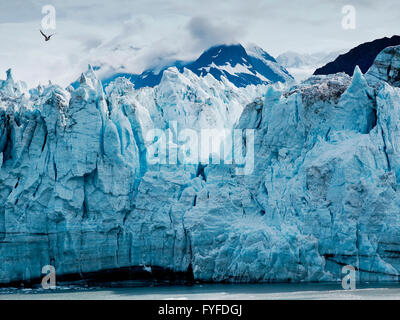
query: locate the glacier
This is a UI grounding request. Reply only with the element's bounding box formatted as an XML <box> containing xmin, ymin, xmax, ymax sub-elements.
<box><xmin>1</xmin><ymin>46</ymin><xmax>400</xmax><ymax>284</ymax></box>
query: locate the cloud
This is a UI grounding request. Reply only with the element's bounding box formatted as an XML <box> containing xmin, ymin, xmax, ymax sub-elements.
<box><xmin>0</xmin><ymin>0</ymin><xmax>41</xmax><ymax>23</ymax></box>
<box><xmin>187</xmin><ymin>16</ymin><xmax>245</xmax><ymax>48</ymax></box>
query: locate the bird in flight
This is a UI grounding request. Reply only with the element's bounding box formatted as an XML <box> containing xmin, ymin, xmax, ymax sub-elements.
<box><xmin>40</xmin><ymin>30</ymin><xmax>55</xmax><ymax>41</ymax></box>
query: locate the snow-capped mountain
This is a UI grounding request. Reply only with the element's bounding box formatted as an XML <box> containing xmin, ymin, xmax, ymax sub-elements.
<box><xmin>277</xmin><ymin>51</ymin><xmax>343</xmax><ymax>69</ymax></box>
<box><xmin>1</xmin><ymin>43</ymin><xmax>400</xmax><ymax>285</ymax></box>
<box><xmin>101</xmin><ymin>44</ymin><xmax>293</xmax><ymax>89</ymax></box>
<box><xmin>276</xmin><ymin>51</ymin><xmax>344</xmax><ymax>82</ymax></box>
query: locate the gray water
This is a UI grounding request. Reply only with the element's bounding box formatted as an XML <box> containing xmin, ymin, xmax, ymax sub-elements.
<box><xmin>1</xmin><ymin>282</ymin><xmax>400</xmax><ymax>300</ymax></box>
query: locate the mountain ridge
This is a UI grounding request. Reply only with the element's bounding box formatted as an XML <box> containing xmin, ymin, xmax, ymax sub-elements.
<box><xmin>100</xmin><ymin>43</ymin><xmax>293</xmax><ymax>89</ymax></box>
<box><xmin>314</xmin><ymin>35</ymin><xmax>400</xmax><ymax>76</ymax></box>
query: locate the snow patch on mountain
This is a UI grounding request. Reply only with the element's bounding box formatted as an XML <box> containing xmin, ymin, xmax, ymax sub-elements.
<box><xmin>100</xmin><ymin>44</ymin><xmax>293</xmax><ymax>90</ymax></box>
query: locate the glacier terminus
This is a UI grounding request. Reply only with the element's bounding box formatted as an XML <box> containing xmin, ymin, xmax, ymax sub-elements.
<box><xmin>1</xmin><ymin>44</ymin><xmax>400</xmax><ymax>285</ymax></box>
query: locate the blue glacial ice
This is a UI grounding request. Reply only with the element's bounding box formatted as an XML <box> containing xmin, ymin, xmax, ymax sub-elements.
<box><xmin>0</xmin><ymin>46</ymin><xmax>400</xmax><ymax>284</ymax></box>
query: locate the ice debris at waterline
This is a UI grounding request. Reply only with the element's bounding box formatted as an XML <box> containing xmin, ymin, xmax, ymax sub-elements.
<box><xmin>1</xmin><ymin>46</ymin><xmax>400</xmax><ymax>284</ymax></box>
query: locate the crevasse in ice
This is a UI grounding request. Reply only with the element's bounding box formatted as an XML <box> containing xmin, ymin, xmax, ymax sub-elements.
<box><xmin>1</xmin><ymin>46</ymin><xmax>400</xmax><ymax>283</ymax></box>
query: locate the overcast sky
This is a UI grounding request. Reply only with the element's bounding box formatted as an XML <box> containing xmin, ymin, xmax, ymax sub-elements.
<box><xmin>0</xmin><ymin>0</ymin><xmax>399</xmax><ymax>87</ymax></box>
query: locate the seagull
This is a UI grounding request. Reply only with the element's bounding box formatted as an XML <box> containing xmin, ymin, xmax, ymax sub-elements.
<box><xmin>40</xmin><ymin>30</ymin><xmax>55</xmax><ymax>41</ymax></box>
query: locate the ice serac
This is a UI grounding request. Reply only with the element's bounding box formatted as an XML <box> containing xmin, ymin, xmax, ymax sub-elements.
<box><xmin>2</xmin><ymin>46</ymin><xmax>400</xmax><ymax>284</ymax></box>
<box><xmin>0</xmin><ymin>66</ymin><xmax>140</xmax><ymax>282</ymax></box>
<box><xmin>366</xmin><ymin>45</ymin><xmax>400</xmax><ymax>88</ymax></box>
<box><xmin>0</xmin><ymin>65</ymin><xmax>268</xmax><ymax>283</ymax></box>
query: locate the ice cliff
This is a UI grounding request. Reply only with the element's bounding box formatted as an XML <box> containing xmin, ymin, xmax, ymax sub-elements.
<box><xmin>1</xmin><ymin>46</ymin><xmax>400</xmax><ymax>284</ymax></box>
